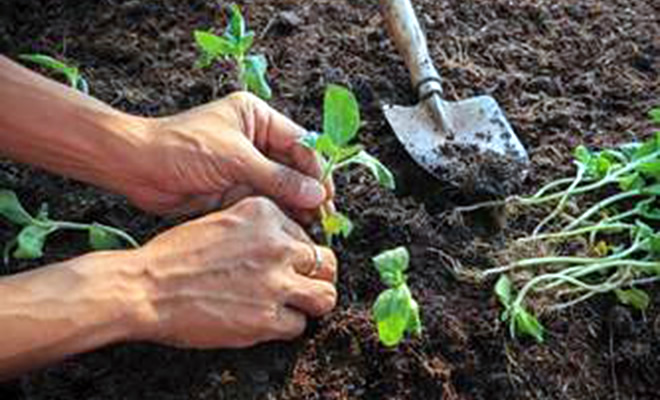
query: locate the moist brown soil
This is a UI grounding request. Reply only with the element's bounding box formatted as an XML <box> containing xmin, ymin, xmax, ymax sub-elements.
<box><xmin>1</xmin><ymin>0</ymin><xmax>659</xmax><ymax>399</ymax></box>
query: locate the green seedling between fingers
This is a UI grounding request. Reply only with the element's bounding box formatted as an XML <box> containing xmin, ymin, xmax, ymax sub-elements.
<box><xmin>0</xmin><ymin>190</ymin><xmax>138</xmax><ymax>264</ymax></box>
<box><xmin>300</xmin><ymin>85</ymin><xmax>395</xmax><ymax>244</ymax></box>
<box><xmin>194</xmin><ymin>4</ymin><xmax>271</xmax><ymax>99</ymax></box>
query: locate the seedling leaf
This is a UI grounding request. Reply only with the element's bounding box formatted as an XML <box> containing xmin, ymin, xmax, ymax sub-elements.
<box><xmin>345</xmin><ymin>151</ymin><xmax>396</xmax><ymax>190</ymax></box>
<box><xmin>14</xmin><ymin>225</ymin><xmax>54</xmax><ymax>259</ymax></box>
<box><xmin>321</xmin><ymin>212</ymin><xmax>353</xmax><ymax>239</ymax></box>
<box><xmin>89</xmin><ymin>224</ymin><xmax>122</xmax><ymax>250</ymax></box>
<box><xmin>243</xmin><ymin>54</ymin><xmax>271</xmax><ymax>99</ymax></box>
<box><xmin>495</xmin><ymin>275</ymin><xmax>513</xmax><ymax>307</ymax></box>
<box><xmin>513</xmin><ymin>307</ymin><xmax>544</xmax><ymax>343</ymax></box>
<box><xmin>324</xmin><ymin>85</ymin><xmax>360</xmax><ymax>146</ymax></box>
<box><xmin>227</xmin><ymin>4</ymin><xmax>246</xmax><ymax>40</ymax></box>
<box><xmin>373</xmin><ymin>246</ymin><xmax>409</xmax><ymax>287</ymax></box>
<box><xmin>194</xmin><ymin>30</ymin><xmax>236</xmax><ymax>67</ymax></box>
<box><xmin>406</xmin><ymin>297</ymin><xmax>423</xmax><ymax>336</ymax></box>
<box><xmin>237</xmin><ymin>31</ymin><xmax>255</xmax><ymax>55</ymax></box>
<box><xmin>19</xmin><ymin>54</ymin><xmax>86</xmax><ymax>93</ymax></box>
<box><xmin>373</xmin><ymin>286</ymin><xmax>412</xmax><ymax>347</ymax></box>
<box><xmin>615</xmin><ymin>288</ymin><xmax>650</xmax><ymax>310</ymax></box>
<box><xmin>0</xmin><ymin>190</ymin><xmax>34</xmax><ymax>226</ymax></box>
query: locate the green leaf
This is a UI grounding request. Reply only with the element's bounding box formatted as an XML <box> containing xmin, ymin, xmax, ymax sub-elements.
<box><xmin>513</xmin><ymin>307</ymin><xmax>544</xmax><ymax>343</ymax></box>
<box><xmin>321</xmin><ymin>212</ymin><xmax>353</xmax><ymax>240</ymax></box>
<box><xmin>0</xmin><ymin>190</ymin><xmax>34</xmax><ymax>226</ymax></box>
<box><xmin>334</xmin><ymin>144</ymin><xmax>364</xmax><ymax>163</ymax></box>
<box><xmin>618</xmin><ymin>172</ymin><xmax>644</xmax><ymax>191</ymax></box>
<box><xmin>637</xmin><ymin>197</ymin><xmax>660</xmax><ymax>220</ymax></box>
<box><xmin>494</xmin><ymin>275</ymin><xmax>513</xmax><ymax>307</ymax></box>
<box><xmin>236</xmin><ymin>31</ymin><xmax>255</xmax><ymax>55</ymax></box>
<box><xmin>323</xmin><ymin>85</ymin><xmax>360</xmax><ymax>147</ymax></box>
<box><xmin>89</xmin><ymin>224</ymin><xmax>122</xmax><ymax>250</ymax></box>
<box><xmin>372</xmin><ymin>246</ymin><xmax>409</xmax><ymax>287</ymax></box>
<box><xmin>343</xmin><ymin>150</ymin><xmax>396</xmax><ymax>190</ymax></box>
<box><xmin>19</xmin><ymin>54</ymin><xmax>80</xmax><ymax>89</ymax></box>
<box><xmin>633</xmin><ymin>133</ymin><xmax>660</xmax><ymax>160</ymax></box>
<box><xmin>243</xmin><ymin>55</ymin><xmax>271</xmax><ymax>99</ymax></box>
<box><xmin>642</xmin><ymin>183</ymin><xmax>660</xmax><ymax>196</ymax></box>
<box><xmin>637</xmin><ymin>161</ymin><xmax>660</xmax><ymax>179</ymax></box>
<box><xmin>316</xmin><ymin>134</ymin><xmax>339</xmax><ymax>158</ymax></box>
<box><xmin>615</xmin><ymin>288</ymin><xmax>650</xmax><ymax>311</ymax></box>
<box><xmin>373</xmin><ymin>286</ymin><xmax>413</xmax><ymax>347</ymax></box>
<box><xmin>13</xmin><ymin>225</ymin><xmax>55</xmax><ymax>259</ymax></box>
<box><xmin>649</xmin><ymin>108</ymin><xmax>660</xmax><ymax>124</ymax></box>
<box><xmin>574</xmin><ymin>145</ymin><xmax>592</xmax><ymax>166</ymax></box>
<box><xmin>227</xmin><ymin>4</ymin><xmax>246</xmax><ymax>40</ymax></box>
<box><xmin>194</xmin><ymin>31</ymin><xmax>237</xmax><ymax>66</ymax></box>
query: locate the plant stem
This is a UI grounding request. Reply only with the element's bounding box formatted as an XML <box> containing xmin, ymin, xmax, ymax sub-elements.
<box><xmin>53</xmin><ymin>221</ymin><xmax>139</xmax><ymax>248</ymax></box>
<box><xmin>532</xmin><ymin>166</ymin><xmax>585</xmax><ymax>236</ymax></box>
<box><xmin>563</xmin><ymin>190</ymin><xmax>641</xmax><ymax>231</ymax></box>
<box><xmin>518</xmin><ymin>223</ymin><xmax>633</xmax><ymax>243</ymax></box>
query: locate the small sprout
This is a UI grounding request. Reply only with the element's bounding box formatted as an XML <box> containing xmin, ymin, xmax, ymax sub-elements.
<box><xmin>301</xmin><ymin>85</ymin><xmax>395</xmax><ymax>243</ymax></box>
<box><xmin>194</xmin><ymin>4</ymin><xmax>271</xmax><ymax>99</ymax></box>
<box><xmin>495</xmin><ymin>275</ymin><xmax>544</xmax><ymax>343</ymax></box>
<box><xmin>372</xmin><ymin>247</ymin><xmax>421</xmax><ymax>347</ymax></box>
<box><xmin>0</xmin><ymin>189</ymin><xmax>138</xmax><ymax>263</ymax></box>
<box><xmin>19</xmin><ymin>54</ymin><xmax>89</xmax><ymax>94</ymax></box>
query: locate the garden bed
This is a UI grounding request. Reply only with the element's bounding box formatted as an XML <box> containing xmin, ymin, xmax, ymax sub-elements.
<box><xmin>0</xmin><ymin>0</ymin><xmax>659</xmax><ymax>399</ymax></box>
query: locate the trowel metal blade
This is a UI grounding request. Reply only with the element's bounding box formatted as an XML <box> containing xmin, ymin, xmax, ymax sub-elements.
<box><xmin>383</xmin><ymin>95</ymin><xmax>529</xmax><ymax>190</ymax></box>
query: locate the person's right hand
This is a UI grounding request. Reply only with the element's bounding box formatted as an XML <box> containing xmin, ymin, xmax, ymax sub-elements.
<box><xmin>126</xmin><ymin>197</ymin><xmax>337</xmax><ymax>348</ymax></box>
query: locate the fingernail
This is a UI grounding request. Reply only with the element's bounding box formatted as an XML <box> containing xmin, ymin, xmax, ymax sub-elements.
<box><xmin>300</xmin><ymin>179</ymin><xmax>325</xmax><ymax>206</ymax></box>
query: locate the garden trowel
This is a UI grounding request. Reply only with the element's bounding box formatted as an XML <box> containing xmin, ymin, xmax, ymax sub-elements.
<box><xmin>380</xmin><ymin>0</ymin><xmax>529</xmax><ymax>194</ymax></box>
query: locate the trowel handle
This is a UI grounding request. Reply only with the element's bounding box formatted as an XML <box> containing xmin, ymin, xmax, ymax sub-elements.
<box><xmin>380</xmin><ymin>0</ymin><xmax>442</xmax><ymax>99</ymax></box>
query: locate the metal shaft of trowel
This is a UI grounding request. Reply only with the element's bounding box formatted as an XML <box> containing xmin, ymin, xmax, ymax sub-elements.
<box><xmin>381</xmin><ymin>0</ymin><xmax>452</xmax><ymax>134</ymax></box>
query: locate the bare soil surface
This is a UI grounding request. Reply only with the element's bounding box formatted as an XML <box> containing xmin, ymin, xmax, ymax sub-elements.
<box><xmin>0</xmin><ymin>0</ymin><xmax>659</xmax><ymax>399</ymax></box>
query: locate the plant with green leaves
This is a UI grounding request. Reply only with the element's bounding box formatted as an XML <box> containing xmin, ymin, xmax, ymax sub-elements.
<box><xmin>194</xmin><ymin>4</ymin><xmax>271</xmax><ymax>99</ymax></box>
<box><xmin>372</xmin><ymin>247</ymin><xmax>422</xmax><ymax>347</ymax></box>
<box><xmin>0</xmin><ymin>190</ymin><xmax>138</xmax><ymax>263</ymax></box>
<box><xmin>19</xmin><ymin>54</ymin><xmax>89</xmax><ymax>94</ymax></box>
<box><xmin>474</xmin><ymin>108</ymin><xmax>660</xmax><ymax>342</ymax></box>
<box><xmin>301</xmin><ymin>85</ymin><xmax>395</xmax><ymax>244</ymax></box>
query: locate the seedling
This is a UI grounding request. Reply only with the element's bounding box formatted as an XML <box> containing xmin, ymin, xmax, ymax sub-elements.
<box><xmin>194</xmin><ymin>4</ymin><xmax>271</xmax><ymax>99</ymax></box>
<box><xmin>475</xmin><ymin>108</ymin><xmax>660</xmax><ymax>342</ymax></box>
<box><xmin>301</xmin><ymin>85</ymin><xmax>395</xmax><ymax>243</ymax></box>
<box><xmin>19</xmin><ymin>54</ymin><xmax>89</xmax><ymax>94</ymax></box>
<box><xmin>0</xmin><ymin>190</ymin><xmax>138</xmax><ymax>263</ymax></box>
<box><xmin>372</xmin><ymin>247</ymin><xmax>422</xmax><ymax>346</ymax></box>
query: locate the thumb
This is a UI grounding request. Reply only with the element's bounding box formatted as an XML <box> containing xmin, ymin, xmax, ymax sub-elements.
<box><xmin>243</xmin><ymin>149</ymin><xmax>327</xmax><ymax>209</ymax></box>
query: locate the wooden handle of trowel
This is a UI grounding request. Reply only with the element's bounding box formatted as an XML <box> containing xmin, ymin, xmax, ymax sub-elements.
<box><xmin>380</xmin><ymin>0</ymin><xmax>442</xmax><ymax>99</ymax></box>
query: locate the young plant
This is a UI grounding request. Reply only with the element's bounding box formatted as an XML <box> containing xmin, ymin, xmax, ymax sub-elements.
<box><xmin>194</xmin><ymin>4</ymin><xmax>271</xmax><ymax>99</ymax></box>
<box><xmin>19</xmin><ymin>54</ymin><xmax>89</xmax><ymax>94</ymax></box>
<box><xmin>0</xmin><ymin>190</ymin><xmax>138</xmax><ymax>263</ymax></box>
<box><xmin>301</xmin><ymin>84</ymin><xmax>395</xmax><ymax>243</ymax></box>
<box><xmin>372</xmin><ymin>247</ymin><xmax>422</xmax><ymax>347</ymax></box>
<box><xmin>474</xmin><ymin>108</ymin><xmax>660</xmax><ymax>342</ymax></box>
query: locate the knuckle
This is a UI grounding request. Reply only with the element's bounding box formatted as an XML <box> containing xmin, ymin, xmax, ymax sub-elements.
<box><xmin>313</xmin><ymin>285</ymin><xmax>338</xmax><ymax>315</ymax></box>
<box><xmin>239</xmin><ymin>196</ymin><xmax>278</xmax><ymax>216</ymax></box>
<box><xmin>227</xmin><ymin>90</ymin><xmax>258</xmax><ymax>106</ymax></box>
<box><xmin>272</xmin><ymin>165</ymin><xmax>303</xmax><ymax>198</ymax></box>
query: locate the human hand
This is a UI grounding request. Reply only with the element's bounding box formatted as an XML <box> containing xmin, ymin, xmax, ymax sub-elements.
<box><xmin>126</xmin><ymin>197</ymin><xmax>337</xmax><ymax>348</ymax></box>
<box><xmin>120</xmin><ymin>92</ymin><xmax>332</xmax><ymax>218</ymax></box>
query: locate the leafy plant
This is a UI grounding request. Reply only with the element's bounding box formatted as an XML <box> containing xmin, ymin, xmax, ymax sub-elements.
<box><xmin>194</xmin><ymin>4</ymin><xmax>271</xmax><ymax>99</ymax></box>
<box><xmin>372</xmin><ymin>247</ymin><xmax>422</xmax><ymax>346</ymax></box>
<box><xmin>0</xmin><ymin>190</ymin><xmax>138</xmax><ymax>262</ymax></box>
<box><xmin>301</xmin><ymin>84</ymin><xmax>395</xmax><ymax>243</ymax></box>
<box><xmin>19</xmin><ymin>54</ymin><xmax>89</xmax><ymax>94</ymax></box>
<box><xmin>477</xmin><ymin>109</ymin><xmax>660</xmax><ymax>342</ymax></box>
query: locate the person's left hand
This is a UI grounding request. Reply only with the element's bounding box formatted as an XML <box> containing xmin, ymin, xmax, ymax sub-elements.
<box><xmin>117</xmin><ymin>92</ymin><xmax>331</xmax><ymax>219</ymax></box>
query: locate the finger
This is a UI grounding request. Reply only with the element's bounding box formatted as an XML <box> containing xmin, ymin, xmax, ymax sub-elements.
<box><xmin>290</xmin><ymin>242</ymin><xmax>337</xmax><ymax>283</ymax></box>
<box><xmin>268</xmin><ymin>306</ymin><xmax>307</xmax><ymax>341</ymax></box>
<box><xmin>280</xmin><ymin>213</ymin><xmax>313</xmax><ymax>243</ymax></box>
<box><xmin>222</xmin><ymin>184</ymin><xmax>255</xmax><ymax>208</ymax></box>
<box><xmin>285</xmin><ymin>278</ymin><xmax>337</xmax><ymax>317</ymax></box>
<box><xmin>243</xmin><ymin>148</ymin><xmax>327</xmax><ymax>210</ymax></box>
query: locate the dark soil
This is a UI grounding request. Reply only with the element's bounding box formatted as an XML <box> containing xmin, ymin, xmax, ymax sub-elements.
<box><xmin>1</xmin><ymin>0</ymin><xmax>659</xmax><ymax>399</ymax></box>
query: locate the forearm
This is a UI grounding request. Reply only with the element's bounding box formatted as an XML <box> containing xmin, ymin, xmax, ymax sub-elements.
<box><xmin>0</xmin><ymin>251</ymin><xmax>149</xmax><ymax>380</ymax></box>
<box><xmin>0</xmin><ymin>56</ymin><xmax>150</xmax><ymax>193</ymax></box>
